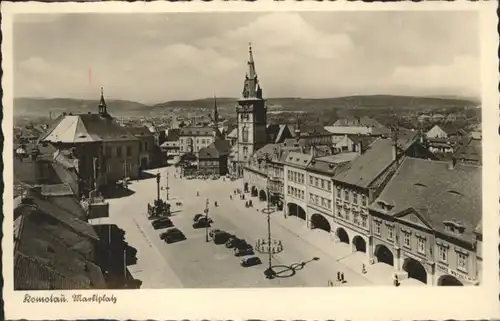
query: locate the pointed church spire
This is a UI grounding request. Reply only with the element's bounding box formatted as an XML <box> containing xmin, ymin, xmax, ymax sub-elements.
<box><xmin>98</xmin><ymin>86</ymin><xmax>107</xmax><ymax>115</ymax></box>
<box><xmin>242</xmin><ymin>43</ymin><xmax>263</xmax><ymax>99</ymax></box>
<box><xmin>213</xmin><ymin>94</ymin><xmax>219</xmax><ymax>124</ymax></box>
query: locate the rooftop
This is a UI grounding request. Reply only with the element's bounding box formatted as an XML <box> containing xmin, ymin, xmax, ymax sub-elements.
<box><xmin>370</xmin><ymin>157</ymin><xmax>481</xmax><ymax>243</ymax></box>
<box><xmin>333</xmin><ymin>138</ymin><xmax>396</xmax><ymax>188</ymax></box>
<box><xmin>41</xmin><ymin>113</ymin><xmax>138</xmax><ymax>144</ymax></box>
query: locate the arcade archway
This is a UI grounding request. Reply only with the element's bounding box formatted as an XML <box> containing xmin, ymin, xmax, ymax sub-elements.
<box><xmin>403</xmin><ymin>258</ymin><xmax>427</xmax><ymax>284</ymax></box>
<box><xmin>437</xmin><ymin>275</ymin><xmax>463</xmax><ymax>286</ymax></box>
<box><xmin>251</xmin><ymin>186</ymin><xmax>258</xmax><ymax>197</ymax></box>
<box><xmin>335</xmin><ymin>227</ymin><xmax>349</xmax><ymax>244</ymax></box>
<box><xmin>374</xmin><ymin>244</ymin><xmax>394</xmax><ymax>266</ymax></box>
<box><xmin>244</xmin><ymin>182</ymin><xmax>249</xmax><ymax>193</ymax></box>
<box><xmin>287</xmin><ymin>203</ymin><xmax>306</xmax><ymax>220</ymax></box>
<box><xmin>352</xmin><ymin>236</ymin><xmax>366</xmax><ymax>253</ymax></box>
<box><xmin>310</xmin><ymin>214</ymin><xmax>331</xmax><ymax>232</ymax></box>
<box><xmin>259</xmin><ymin>190</ymin><xmax>267</xmax><ymax>202</ymax></box>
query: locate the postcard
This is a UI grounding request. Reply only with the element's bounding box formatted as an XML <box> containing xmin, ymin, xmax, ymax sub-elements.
<box><xmin>2</xmin><ymin>1</ymin><xmax>499</xmax><ymax>320</ymax></box>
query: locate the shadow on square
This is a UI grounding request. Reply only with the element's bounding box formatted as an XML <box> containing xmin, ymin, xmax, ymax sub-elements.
<box><xmin>270</xmin><ymin>257</ymin><xmax>320</xmax><ymax>279</ymax></box>
<box><xmin>94</xmin><ymin>224</ymin><xmax>142</xmax><ymax>289</ymax></box>
<box><xmin>100</xmin><ymin>184</ymin><xmax>135</xmax><ymax>199</ymax></box>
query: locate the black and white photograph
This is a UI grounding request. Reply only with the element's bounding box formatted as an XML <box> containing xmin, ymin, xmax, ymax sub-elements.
<box><xmin>2</xmin><ymin>1</ymin><xmax>498</xmax><ymax>320</ymax></box>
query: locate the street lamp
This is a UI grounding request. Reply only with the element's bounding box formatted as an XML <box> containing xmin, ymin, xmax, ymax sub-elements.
<box><xmin>204</xmin><ymin>198</ymin><xmax>210</xmax><ymax>242</ymax></box>
<box><xmin>255</xmin><ymin>178</ymin><xmax>283</xmax><ymax>279</ymax></box>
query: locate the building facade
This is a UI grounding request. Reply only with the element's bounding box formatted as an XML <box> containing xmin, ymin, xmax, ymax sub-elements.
<box><xmin>283</xmin><ymin>151</ymin><xmax>313</xmax><ymax>221</ymax></box>
<box><xmin>368</xmin><ymin>157</ymin><xmax>481</xmax><ymax>286</ymax></box>
<box><xmin>178</xmin><ymin>127</ymin><xmax>217</xmax><ymax>157</ymax></box>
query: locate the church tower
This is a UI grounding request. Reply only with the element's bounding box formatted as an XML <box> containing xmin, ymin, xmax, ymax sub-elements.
<box><xmin>98</xmin><ymin>87</ymin><xmax>108</xmax><ymax>116</ymax></box>
<box><xmin>236</xmin><ymin>43</ymin><xmax>267</xmax><ymax>165</ymax></box>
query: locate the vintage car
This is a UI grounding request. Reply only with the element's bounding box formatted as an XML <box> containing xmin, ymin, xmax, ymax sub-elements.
<box><xmin>240</xmin><ymin>256</ymin><xmax>262</xmax><ymax>267</ymax></box>
<box><xmin>151</xmin><ymin>217</ymin><xmax>173</xmax><ymax>230</ymax></box>
<box><xmin>160</xmin><ymin>228</ymin><xmax>186</xmax><ymax>244</ymax></box>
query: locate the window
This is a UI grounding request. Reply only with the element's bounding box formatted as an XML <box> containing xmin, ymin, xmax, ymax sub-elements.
<box><xmin>439</xmin><ymin>246</ymin><xmax>448</xmax><ymax>263</ymax></box>
<box><xmin>457</xmin><ymin>253</ymin><xmax>468</xmax><ymax>272</ymax></box>
<box><xmin>105</xmin><ymin>147</ymin><xmax>112</xmax><ymax>157</ymax></box>
<box><xmin>126</xmin><ymin>146</ymin><xmax>132</xmax><ymax>157</ymax></box>
<box><xmin>327</xmin><ymin>181</ymin><xmax>332</xmax><ymax>191</ymax></box>
<box><xmin>309</xmin><ymin>193</ymin><xmax>313</xmax><ymax>202</ymax></box>
<box><xmin>362</xmin><ymin>195</ymin><xmax>367</xmax><ymax>206</ymax></box>
<box><xmin>344</xmin><ymin>190</ymin><xmax>349</xmax><ymax>201</ymax></box>
<box><xmin>288</xmin><ymin>186</ymin><xmax>291</xmax><ymax>195</ymax></box>
<box><xmin>201</xmin><ymin>139</ymin><xmax>205</xmax><ymax>144</ymax></box>
<box><xmin>375</xmin><ymin>221</ymin><xmax>381</xmax><ymax>235</ymax></box>
<box><xmin>243</xmin><ymin>146</ymin><xmax>248</xmax><ymax>155</ymax></box>
<box><xmin>417</xmin><ymin>237</ymin><xmax>425</xmax><ymax>254</ymax></box>
<box><xmin>309</xmin><ymin>176</ymin><xmax>313</xmax><ymax>185</ymax></box>
<box><xmin>387</xmin><ymin>226</ymin><xmax>394</xmax><ymax>240</ymax></box>
<box><xmin>353</xmin><ymin>213</ymin><xmax>359</xmax><ymax>225</ymax></box>
<box><xmin>344</xmin><ymin>209</ymin><xmax>350</xmax><ymax>220</ymax></box>
<box><xmin>361</xmin><ymin>215</ymin><xmax>367</xmax><ymax>227</ymax></box>
<box><xmin>403</xmin><ymin>232</ymin><xmax>411</xmax><ymax>248</ymax></box>
<box><xmin>315</xmin><ymin>177</ymin><xmax>319</xmax><ymax>186</ymax></box>
<box><xmin>328</xmin><ymin>200</ymin><xmax>332</xmax><ymax>209</ymax></box>
<box><xmin>321</xmin><ymin>179</ymin><xmax>325</xmax><ymax>190</ymax></box>
<box><xmin>180</xmin><ymin>139</ymin><xmax>184</xmax><ymax>144</ymax></box>
<box><xmin>144</xmin><ymin>141</ymin><xmax>148</xmax><ymax>150</ymax></box>
<box><xmin>242</xmin><ymin>127</ymin><xmax>249</xmax><ymax>143</ymax></box>
<box><xmin>353</xmin><ymin>192</ymin><xmax>358</xmax><ymax>204</ymax></box>
<box><xmin>196</xmin><ymin>139</ymin><xmax>199</xmax><ymax>144</ymax></box>
<box><xmin>336</xmin><ymin>187</ymin><xmax>341</xmax><ymax>198</ymax></box>
<box><xmin>117</xmin><ymin>146</ymin><xmax>122</xmax><ymax>157</ymax></box>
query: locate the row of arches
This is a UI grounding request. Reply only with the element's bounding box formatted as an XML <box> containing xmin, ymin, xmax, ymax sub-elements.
<box><xmin>373</xmin><ymin>244</ymin><xmax>464</xmax><ymax>286</ymax></box>
<box><xmin>286</xmin><ymin>202</ymin><xmax>465</xmax><ymax>286</ymax></box>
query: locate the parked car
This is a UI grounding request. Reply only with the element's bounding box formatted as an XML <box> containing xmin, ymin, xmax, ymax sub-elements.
<box><xmin>209</xmin><ymin>229</ymin><xmax>222</xmax><ymax>238</ymax></box>
<box><xmin>240</xmin><ymin>256</ymin><xmax>262</xmax><ymax>267</ymax></box>
<box><xmin>213</xmin><ymin>232</ymin><xmax>232</xmax><ymax>244</ymax></box>
<box><xmin>160</xmin><ymin>228</ymin><xmax>186</xmax><ymax>244</ymax></box>
<box><xmin>225</xmin><ymin>237</ymin><xmax>247</xmax><ymax>249</ymax></box>
<box><xmin>151</xmin><ymin>217</ymin><xmax>173</xmax><ymax>229</ymax></box>
<box><xmin>193</xmin><ymin>217</ymin><xmax>211</xmax><ymax>229</ymax></box>
<box><xmin>234</xmin><ymin>246</ymin><xmax>254</xmax><ymax>257</ymax></box>
<box><xmin>193</xmin><ymin>214</ymin><xmax>213</xmax><ymax>223</ymax></box>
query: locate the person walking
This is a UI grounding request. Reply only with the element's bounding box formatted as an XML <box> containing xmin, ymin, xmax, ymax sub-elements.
<box><xmin>340</xmin><ymin>272</ymin><xmax>345</xmax><ymax>283</ymax></box>
<box><xmin>362</xmin><ymin>263</ymin><xmax>367</xmax><ymax>274</ymax></box>
<box><xmin>337</xmin><ymin>272</ymin><xmax>341</xmax><ymax>282</ymax></box>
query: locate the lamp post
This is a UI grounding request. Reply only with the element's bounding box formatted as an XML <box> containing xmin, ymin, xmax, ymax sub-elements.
<box><xmin>255</xmin><ymin>178</ymin><xmax>283</xmax><ymax>279</ymax></box>
<box><xmin>165</xmin><ymin>172</ymin><xmax>170</xmax><ymax>201</ymax></box>
<box><xmin>156</xmin><ymin>173</ymin><xmax>161</xmax><ymax>203</ymax></box>
<box><xmin>204</xmin><ymin>198</ymin><xmax>210</xmax><ymax>242</ymax></box>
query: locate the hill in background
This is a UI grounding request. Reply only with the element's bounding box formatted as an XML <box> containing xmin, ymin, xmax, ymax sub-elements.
<box><xmin>14</xmin><ymin>95</ymin><xmax>480</xmax><ymax>119</ymax></box>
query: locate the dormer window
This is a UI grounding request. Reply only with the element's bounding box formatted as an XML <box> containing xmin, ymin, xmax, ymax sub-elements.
<box><xmin>443</xmin><ymin>220</ymin><xmax>466</xmax><ymax>234</ymax></box>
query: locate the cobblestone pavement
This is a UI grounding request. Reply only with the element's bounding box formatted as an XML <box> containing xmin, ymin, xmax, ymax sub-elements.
<box><xmin>101</xmin><ymin>166</ymin><xmax>424</xmax><ymax>288</ymax></box>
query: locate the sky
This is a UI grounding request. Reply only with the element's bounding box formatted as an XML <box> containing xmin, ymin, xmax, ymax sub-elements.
<box><xmin>14</xmin><ymin>11</ymin><xmax>480</xmax><ymax>104</ymax></box>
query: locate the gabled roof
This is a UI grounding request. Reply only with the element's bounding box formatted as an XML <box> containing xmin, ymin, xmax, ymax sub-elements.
<box><xmin>41</xmin><ymin>113</ymin><xmax>138</xmax><ymax>143</ymax></box>
<box><xmin>333</xmin><ymin>138</ymin><xmax>395</xmax><ymax>188</ymax></box>
<box><xmin>453</xmin><ymin>137</ymin><xmax>482</xmax><ymax>164</ymax></box>
<box><xmin>227</xmin><ymin>128</ymin><xmax>238</xmax><ymax>139</ymax></box>
<box><xmin>370</xmin><ymin>157</ymin><xmax>481</xmax><ymax>243</ymax></box>
<box><xmin>284</xmin><ymin>151</ymin><xmax>313</xmax><ymax>169</ymax></box>
<box><xmin>16</xmin><ymin>192</ymin><xmax>99</xmax><ymax>241</ymax></box>
<box><xmin>347</xmin><ymin>135</ymin><xmax>378</xmax><ymax>150</ymax></box>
